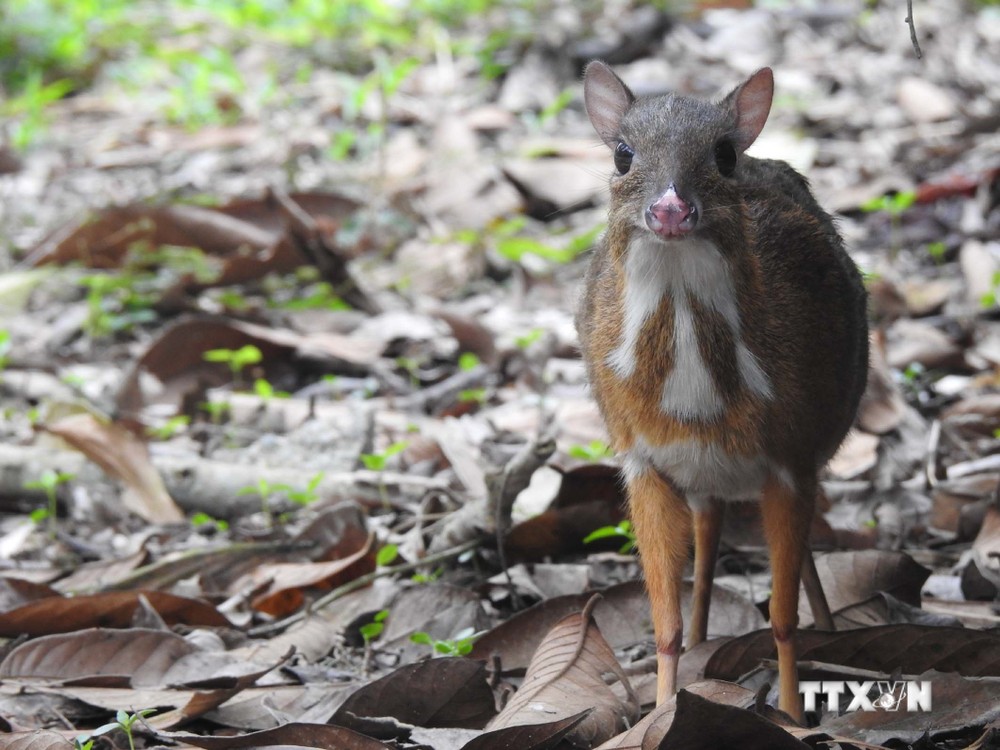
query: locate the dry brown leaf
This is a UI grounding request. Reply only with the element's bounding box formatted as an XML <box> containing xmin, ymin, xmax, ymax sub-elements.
<box><xmin>485</xmin><ymin>596</ymin><xmax>639</xmax><ymax>748</ymax></box>
<box><xmin>656</xmin><ymin>689</ymin><xmax>808</xmax><ymax>750</ymax></box>
<box><xmin>798</xmin><ymin>550</ymin><xmax>930</xmax><ymax>625</ymax></box>
<box><xmin>819</xmin><ymin>671</ymin><xmax>1000</xmax><ymax>746</ymax></box>
<box><xmin>857</xmin><ymin>330</ymin><xmax>907</xmax><ymax>435</ymax></box>
<box><xmin>0</xmin><ymin>578</ymin><xmax>60</xmax><ymax>613</ymax></box>
<box><xmin>595</xmin><ymin>680</ymin><xmax>754</xmax><ymax>750</ymax></box>
<box><xmin>470</xmin><ymin>580</ymin><xmax>763</xmax><ymax>675</ymax></box>
<box><xmin>332</xmin><ymin>658</ymin><xmax>495</xmax><ymax>731</ymax></box>
<box><xmin>970</xmin><ymin>504</ymin><xmax>1000</xmax><ymax>591</ymax></box>
<box><xmin>705</xmin><ymin>625</ymin><xmax>1000</xmax><ymax>682</ymax></box>
<box><xmin>163</xmin><ymin>722</ymin><xmax>391</xmax><ymax>750</ymax></box>
<box><xmin>0</xmin><ymin>591</ymin><xmax>229</xmax><ymax>637</ymax></box>
<box><xmin>0</xmin><ymin>628</ymin><xmax>197</xmax><ymax>685</ymax></box>
<box><xmin>44</xmin><ymin>413</ymin><xmax>183</xmax><ymax>523</ymax></box>
<box><xmin>461</xmin><ymin>711</ymin><xmax>591</xmax><ymax>750</ymax></box>
<box><xmin>0</xmin><ymin>730</ymin><xmax>74</xmax><ymax>750</ymax></box>
<box><xmin>26</xmin><ymin>204</ymin><xmax>277</xmax><ymax>269</ymax></box>
<box><xmin>248</xmin><ymin>534</ymin><xmax>375</xmax><ymax>617</ymax></box>
<box><xmin>117</xmin><ymin>317</ymin><xmax>382</xmax><ymax>417</ymax></box>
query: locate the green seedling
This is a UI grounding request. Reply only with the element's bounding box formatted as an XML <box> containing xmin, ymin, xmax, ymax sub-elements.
<box><xmin>458</xmin><ymin>352</ymin><xmax>480</xmax><ymax>371</ymax></box>
<box><xmin>515</xmin><ymin>328</ymin><xmax>544</xmax><ymax>349</ymax></box>
<box><xmin>200</xmin><ymin>400</ymin><xmax>231</xmax><ymax>424</ymax></box>
<box><xmin>980</xmin><ymin>271</ymin><xmax>1000</xmax><ymax>309</ymax></box>
<box><xmin>457</xmin><ymin>388</ymin><xmax>487</xmax><ymax>405</ymax></box>
<box><xmin>584</xmin><ymin>520</ymin><xmax>637</xmax><ymax>554</ymax></box>
<box><xmin>253</xmin><ymin>378</ymin><xmax>289</xmax><ymax>401</ymax></box>
<box><xmin>412</xmin><ymin>566</ymin><xmax>443</xmax><ymax>584</ymax></box>
<box><xmin>927</xmin><ymin>241</ymin><xmax>947</xmax><ymax>264</ymax></box>
<box><xmin>2</xmin><ymin>70</ymin><xmax>74</xmax><ymax>150</ymax></box>
<box><xmin>79</xmin><ymin>272</ymin><xmax>158</xmax><ymax>339</ymax></box>
<box><xmin>190</xmin><ymin>511</ymin><xmax>229</xmax><ymax>531</ymax></box>
<box><xmin>410</xmin><ymin>626</ymin><xmax>482</xmax><ymax>656</ymax></box>
<box><xmin>569</xmin><ymin>440</ymin><xmax>614</xmax><ymax>462</ymax></box>
<box><xmin>538</xmin><ymin>87</ymin><xmax>574</xmax><ymax>124</ymax></box>
<box><xmin>360</xmin><ymin>441</ymin><xmax>408</xmax><ymax>471</ymax></box>
<box><xmin>359</xmin><ymin>609</ymin><xmax>389</xmax><ymax>644</ymax></box>
<box><xmin>146</xmin><ymin>415</ymin><xmax>190</xmax><ymax>440</ymax></box>
<box><xmin>496</xmin><ymin>224</ymin><xmax>604</xmax><ymax>266</ymax></box>
<box><xmin>203</xmin><ymin>344</ymin><xmax>263</xmax><ymax>378</ymax></box>
<box><xmin>0</xmin><ymin>330</ymin><xmax>10</xmax><ymax>371</ymax></box>
<box><xmin>24</xmin><ymin>469</ymin><xmax>73</xmax><ymax>539</ymax></box>
<box><xmin>376</xmin><ymin>543</ymin><xmax>399</xmax><ymax>567</ymax></box>
<box><xmin>90</xmin><ymin>708</ymin><xmax>157</xmax><ymax>750</ymax></box>
<box><xmin>271</xmin><ymin>282</ymin><xmax>351</xmax><ymax>311</ymax></box>
<box><xmin>861</xmin><ymin>190</ymin><xmax>916</xmax><ymax>254</ymax></box>
<box><xmin>278</xmin><ymin>472</ymin><xmax>325</xmax><ymax>506</ymax></box>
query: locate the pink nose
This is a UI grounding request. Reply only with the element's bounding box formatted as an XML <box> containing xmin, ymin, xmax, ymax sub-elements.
<box><xmin>646</xmin><ymin>185</ymin><xmax>697</xmax><ymax>238</ymax></box>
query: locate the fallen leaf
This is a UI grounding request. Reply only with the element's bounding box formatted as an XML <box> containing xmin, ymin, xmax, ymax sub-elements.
<box><xmin>164</xmin><ymin>722</ymin><xmax>391</xmax><ymax>750</ymax></box>
<box><xmin>799</xmin><ymin>550</ymin><xmax>930</xmax><ymax>625</ymax></box>
<box><xmin>332</xmin><ymin>658</ymin><xmax>495</xmax><ymax>731</ymax></box>
<box><xmin>44</xmin><ymin>413</ymin><xmax>183</xmax><ymax>523</ymax></box>
<box><xmin>0</xmin><ymin>628</ymin><xmax>197</xmax><ymax>685</ymax></box>
<box><xmin>656</xmin><ymin>690</ymin><xmax>808</xmax><ymax>750</ymax></box>
<box><xmin>485</xmin><ymin>596</ymin><xmax>639</xmax><ymax>748</ymax></box>
<box><xmin>706</xmin><ymin>625</ymin><xmax>1000</xmax><ymax>682</ymax></box>
<box><xmin>461</xmin><ymin>711</ymin><xmax>590</xmax><ymax>750</ymax></box>
<box><xmin>0</xmin><ymin>730</ymin><xmax>74</xmax><ymax>750</ymax></box>
<box><xmin>0</xmin><ymin>591</ymin><xmax>229</xmax><ymax>637</ymax></box>
<box><xmin>249</xmin><ymin>534</ymin><xmax>375</xmax><ymax>617</ymax></box>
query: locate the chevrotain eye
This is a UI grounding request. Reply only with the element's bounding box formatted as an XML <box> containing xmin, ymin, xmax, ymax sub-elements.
<box><xmin>714</xmin><ymin>139</ymin><xmax>737</xmax><ymax>177</ymax></box>
<box><xmin>614</xmin><ymin>142</ymin><xmax>634</xmax><ymax>174</ymax></box>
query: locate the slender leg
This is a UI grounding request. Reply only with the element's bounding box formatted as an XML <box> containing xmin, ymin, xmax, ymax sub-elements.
<box><xmin>761</xmin><ymin>475</ymin><xmax>814</xmax><ymax>722</ymax></box>
<box><xmin>801</xmin><ymin>552</ymin><xmax>834</xmax><ymax>631</ymax></box>
<box><xmin>688</xmin><ymin>497</ymin><xmax>724</xmax><ymax>647</ymax></box>
<box><xmin>628</xmin><ymin>469</ymin><xmax>692</xmax><ymax>705</ymax></box>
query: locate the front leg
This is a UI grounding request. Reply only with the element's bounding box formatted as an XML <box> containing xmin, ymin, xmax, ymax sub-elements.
<box><xmin>627</xmin><ymin>468</ymin><xmax>692</xmax><ymax>704</ymax></box>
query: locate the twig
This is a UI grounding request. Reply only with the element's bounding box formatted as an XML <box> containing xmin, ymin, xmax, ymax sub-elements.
<box><xmin>905</xmin><ymin>0</ymin><xmax>923</xmax><ymax>59</ymax></box>
<box><xmin>247</xmin><ymin>539</ymin><xmax>480</xmax><ymax>637</ymax></box>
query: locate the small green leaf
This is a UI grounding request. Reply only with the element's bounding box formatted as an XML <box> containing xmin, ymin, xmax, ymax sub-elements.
<box><xmin>360</xmin><ymin>453</ymin><xmax>386</xmax><ymax>470</ymax></box>
<box><xmin>410</xmin><ymin>631</ymin><xmax>432</xmax><ymax>645</ymax></box>
<box><xmin>458</xmin><ymin>352</ymin><xmax>480</xmax><ymax>371</ymax></box>
<box><xmin>376</xmin><ymin>544</ymin><xmax>399</xmax><ymax>567</ymax></box>
<box><xmin>359</xmin><ymin>622</ymin><xmax>383</xmax><ymax>642</ymax></box>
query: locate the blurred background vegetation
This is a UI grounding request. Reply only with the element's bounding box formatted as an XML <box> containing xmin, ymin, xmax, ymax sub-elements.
<box><xmin>0</xmin><ymin>0</ymin><xmax>568</xmax><ymax>149</ymax></box>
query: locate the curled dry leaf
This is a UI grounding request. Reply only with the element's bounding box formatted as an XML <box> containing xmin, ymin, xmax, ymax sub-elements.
<box><xmin>0</xmin><ymin>591</ymin><xmax>229</xmax><ymax>637</ymax></box>
<box><xmin>44</xmin><ymin>413</ymin><xmax>183</xmax><ymax>523</ymax></box>
<box><xmin>484</xmin><ymin>596</ymin><xmax>640</xmax><ymax>748</ymax></box>
<box><xmin>705</xmin><ymin>625</ymin><xmax>1000</xmax><ymax>683</ymax></box>
<box><xmin>248</xmin><ymin>534</ymin><xmax>375</xmax><ymax>617</ymax></box>
<box><xmin>332</xmin><ymin>658</ymin><xmax>496</xmax><ymax>731</ymax></box>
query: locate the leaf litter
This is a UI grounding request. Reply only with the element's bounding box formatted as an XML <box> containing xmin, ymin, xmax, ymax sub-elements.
<box><xmin>0</xmin><ymin>1</ymin><xmax>999</xmax><ymax>749</ymax></box>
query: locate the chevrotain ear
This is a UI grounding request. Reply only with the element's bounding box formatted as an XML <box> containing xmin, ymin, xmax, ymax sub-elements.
<box><xmin>726</xmin><ymin>67</ymin><xmax>773</xmax><ymax>152</ymax></box>
<box><xmin>584</xmin><ymin>61</ymin><xmax>634</xmax><ymax>148</ymax></box>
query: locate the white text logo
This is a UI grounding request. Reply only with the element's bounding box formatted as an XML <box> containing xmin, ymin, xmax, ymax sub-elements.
<box><xmin>799</xmin><ymin>681</ymin><xmax>932</xmax><ymax>712</ymax></box>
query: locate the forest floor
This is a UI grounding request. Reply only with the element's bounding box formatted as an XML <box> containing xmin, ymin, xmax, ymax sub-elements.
<box><xmin>0</xmin><ymin>1</ymin><xmax>999</xmax><ymax>749</ymax></box>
